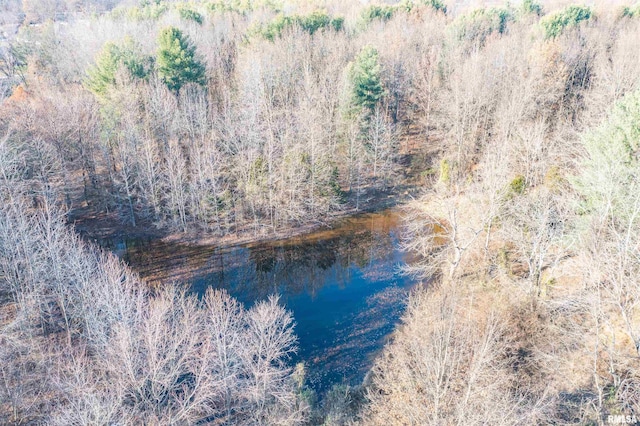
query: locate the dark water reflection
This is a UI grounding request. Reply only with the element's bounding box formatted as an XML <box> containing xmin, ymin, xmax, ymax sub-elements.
<box><xmin>112</xmin><ymin>210</ymin><xmax>417</xmax><ymax>394</ymax></box>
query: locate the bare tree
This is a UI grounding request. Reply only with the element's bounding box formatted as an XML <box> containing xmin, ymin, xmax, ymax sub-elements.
<box><xmin>360</xmin><ymin>284</ymin><xmax>542</xmax><ymax>425</ymax></box>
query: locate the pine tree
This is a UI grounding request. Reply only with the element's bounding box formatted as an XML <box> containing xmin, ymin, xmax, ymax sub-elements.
<box><xmin>576</xmin><ymin>90</ymin><xmax>640</xmax><ymax>219</ymax></box>
<box><xmin>86</xmin><ymin>38</ymin><xmax>150</xmax><ymax>99</ymax></box>
<box><xmin>348</xmin><ymin>45</ymin><xmax>384</xmax><ymax>112</ymax></box>
<box><xmin>157</xmin><ymin>27</ymin><xmax>206</xmax><ymax>93</ymax></box>
<box><xmin>86</xmin><ymin>42</ymin><xmax>121</xmax><ymax>98</ymax></box>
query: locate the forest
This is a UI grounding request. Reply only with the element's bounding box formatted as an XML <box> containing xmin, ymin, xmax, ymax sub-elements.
<box><xmin>2</xmin><ymin>0</ymin><xmax>640</xmax><ymax>424</ymax></box>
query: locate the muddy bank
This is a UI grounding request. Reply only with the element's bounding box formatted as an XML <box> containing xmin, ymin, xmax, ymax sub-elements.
<box><xmin>71</xmin><ymin>182</ymin><xmax>422</xmax><ymax>250</ymax></box>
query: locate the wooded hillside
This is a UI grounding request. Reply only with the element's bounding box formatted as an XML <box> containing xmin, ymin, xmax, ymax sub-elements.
<box><xmin>2</xmin><ymin>0</ymin><xmax>640</xmax><ymax>424</ymax></box>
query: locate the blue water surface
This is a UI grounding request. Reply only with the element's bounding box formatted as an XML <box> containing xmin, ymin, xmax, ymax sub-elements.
<box><xmin>118</xmin><ymin>210</ymin><xmax>417</xmax><ymax>394</ymax></box>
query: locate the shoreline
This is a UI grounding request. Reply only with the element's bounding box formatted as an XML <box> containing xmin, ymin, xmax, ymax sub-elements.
<box><xmin>71</xmin><ymin>184</ymin><xmax>421</xmax><ymax>250</ymax></box>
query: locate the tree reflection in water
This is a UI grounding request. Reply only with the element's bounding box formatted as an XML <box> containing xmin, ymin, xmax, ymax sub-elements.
<box><xmin>118</xmin><ymin>210</ymin><xmax>417</xmax><ymax>394</ymax></box>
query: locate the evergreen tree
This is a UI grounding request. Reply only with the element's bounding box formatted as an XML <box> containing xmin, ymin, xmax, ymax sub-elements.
<box><xmin>348</xmin><ymin>46</ymin><xmax>384</xmax><ymax>113</ymax></box>
<box><xmin>157</xmin><ymin>27</ymin><xmax>206</xmax><ymax>93</ymax></box>
<box><xmin>576</xmin><ymin>90</ymin><xmax>640</xmax><ymax>219</ymax></box>
<box><xmin>86</xmin><ymin>38</ymin><xmax>150</xmax><ymax>99</ymax></box>
<box><xmin>541</xmin><ymin>5</ymin><xmax>592</xmax><ymax>39</ymax></box>
<box><xmin>86</xmin><ymin>42</ymin><xmax>121</xmax><ymax>98</ymax></box>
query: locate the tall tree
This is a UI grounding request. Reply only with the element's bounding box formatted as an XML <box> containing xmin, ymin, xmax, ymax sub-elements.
<box><xmin>348</xmin><ymin>46</ymin><xmax>384</xmax><ymax>113</ymax></box>
<box><xmin>157</xmin><ymin>27</ymin><xmax>206</xmax><ymax>93</ymax></box>
<box><xmin>86</xmin><ymin>38</ymin><xmax>150</xmax><ymax>99</ymax></box>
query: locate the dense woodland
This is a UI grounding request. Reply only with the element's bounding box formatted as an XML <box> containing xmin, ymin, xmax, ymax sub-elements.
<box><xmin>2</xmin><ymin>0</ymin><xmax>640</xmax><ymax>424</ymax></box>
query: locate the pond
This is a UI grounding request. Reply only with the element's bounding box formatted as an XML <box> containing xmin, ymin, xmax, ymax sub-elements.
<box><xmin>110</xmin><ymin>209</ymin><xmax>418</xmax><ymax>394</ymax></box>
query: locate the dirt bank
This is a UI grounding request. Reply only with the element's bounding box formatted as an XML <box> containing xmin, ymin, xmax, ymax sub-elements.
<box><xmin>71</xmin><ymin>181</ymin><xmax>423</xmax><ymax>250</ymax></box>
